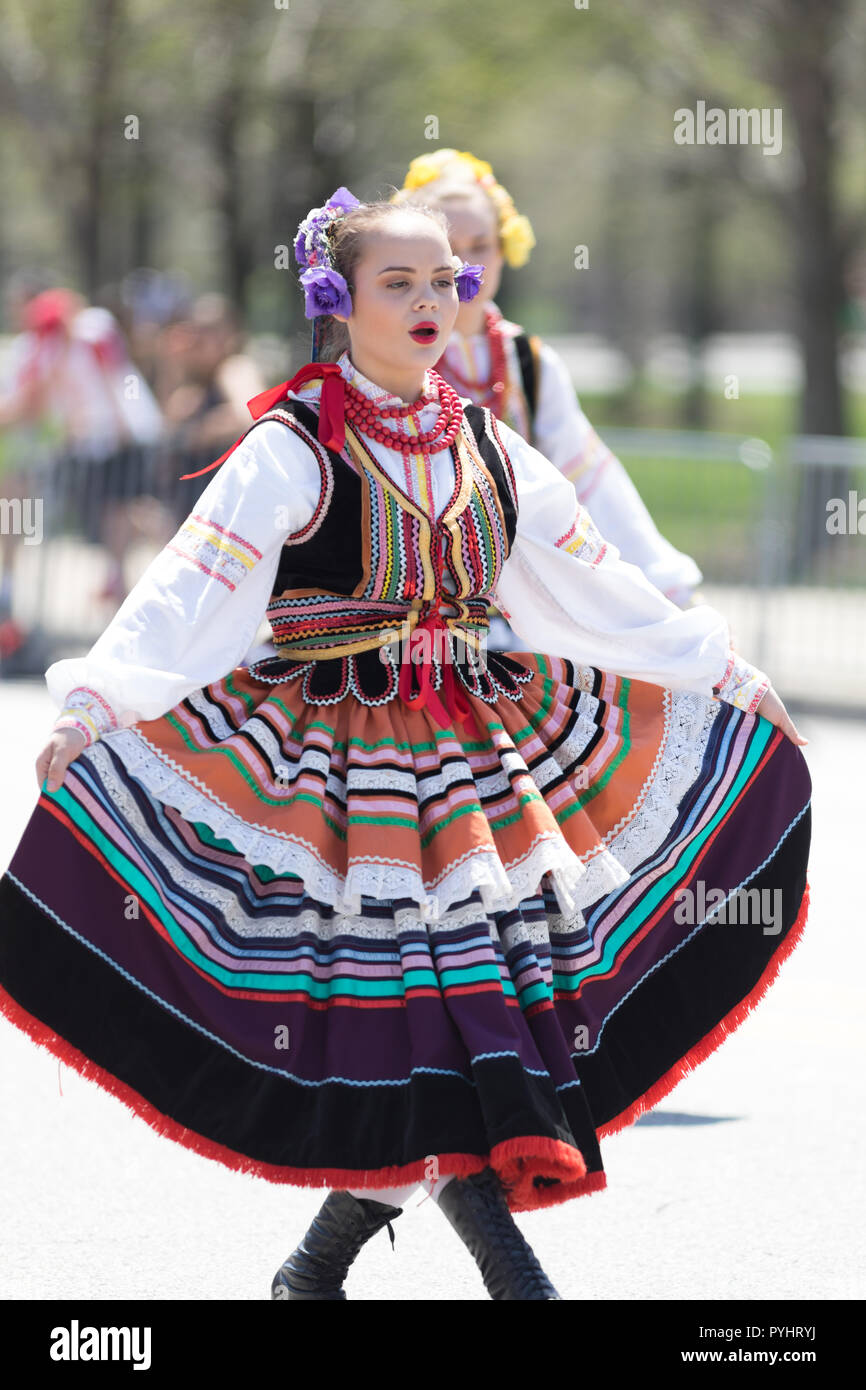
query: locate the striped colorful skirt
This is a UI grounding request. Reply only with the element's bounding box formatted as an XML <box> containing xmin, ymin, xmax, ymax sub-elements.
<box><xmin>0</xmin><ymin>653</ymin><xmax>812</xmax><ymax>1212</ymax></box>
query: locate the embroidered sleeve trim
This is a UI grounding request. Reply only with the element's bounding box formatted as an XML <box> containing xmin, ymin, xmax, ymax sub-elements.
<box><xmin>167</xmin><ymin>514</ymin><xmax>263</xmax><ymax>592</ymax></box>
<box><xmin>53</xmin><ymin>685</ymin><xmax>120</xmax><ymax>748</ymax></box>
<box><xmin>712</xmin><ymin>650</ymin><xmax>770</xmax><ymax>714</ymax></box>
<box><xmin>52</xmin><ymin>715</ymin><xmax>94</xmax><ymax>745</ymax></box>
<box><xmin>554</xmin><ymin>507</ymin><xmax>608</xmax><ymax>568</ymax></box>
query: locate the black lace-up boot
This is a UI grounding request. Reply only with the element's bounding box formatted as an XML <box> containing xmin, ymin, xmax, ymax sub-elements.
<box><xmin>270</xmin><ymin>1190</ymin><xmax>403</xmax><ymax>1300</ymax></box>
<box><xmin>436</xmin><ymin>1166</ymin><xmax>563</xmax><ymax>1300</ymax></box>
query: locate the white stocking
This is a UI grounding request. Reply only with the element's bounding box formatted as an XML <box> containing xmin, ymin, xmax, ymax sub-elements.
<box><xmin>344</xmin><ymin>1175</ymin><xmax>456</xmax><ymax>1207</ymax></box>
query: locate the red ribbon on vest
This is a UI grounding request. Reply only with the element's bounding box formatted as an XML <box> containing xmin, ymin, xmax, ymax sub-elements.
<box><xmin>178</xmin><ymin>361</ymin><xmax>347</xmax><ymax>480</ymax></box>
<box><xmin>397</xmin><ymin>611</ymin><xmax>479</xmax><ymax>738</ymax></box>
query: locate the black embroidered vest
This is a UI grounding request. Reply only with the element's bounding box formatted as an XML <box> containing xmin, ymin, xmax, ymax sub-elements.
<box><xmin>245</xmin><ymin>399</ymin><xmax>533</xmax><ymax>709</ymax></box>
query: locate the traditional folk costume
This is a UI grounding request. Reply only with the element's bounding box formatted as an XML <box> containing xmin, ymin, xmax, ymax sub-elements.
<box><xmin>0</xmin><ymin>188</ymin><xmax>812</xmax><ymax>1300</ymax></box>
<box><xmin>0</xmin><ymin>343</ymin><xmax>811</xmax><ymax>1188</ymax></box>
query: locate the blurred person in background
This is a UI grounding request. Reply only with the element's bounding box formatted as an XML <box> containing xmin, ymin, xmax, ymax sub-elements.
<box><xmin>0</xmin><ymin>272</ymin><xmax>55</xmax><ymax>656</ymax></box>
<box><xmin>0</xmin><ymin>284</ymin><xmax>164</xmax><ymax>621</ymax></box>
<box><xmin>120</xmin><ymin>266</ymin><xmax>195</xmax><ymax>410</ymax></box>
<box><xmin>2</xmin><ymin>269</ymin><xmax>57</xmax><ymax>336</ymax></box>
<box><xmin>159</xmin><ymin>294</ymin><xmax>267</xmax><ymax>548</ymax></box>
<box><xmin>393</xmin><ymin>150</ymin><xmax>706</xmax><ymax>648</ymax></box>
<box><xmin>162</xmin><ymin>293</ymin><xmax>266</xmax><ymax>453</ymax></box>
<box><xmin>0</xmin><ymin>286</ymin><xmax>163</xmax><ymax>460</ymax></box>
<box><xmin>155</xmin><ymin>292</ymin><xmax>276</xmax><ymax>666</ymax></box>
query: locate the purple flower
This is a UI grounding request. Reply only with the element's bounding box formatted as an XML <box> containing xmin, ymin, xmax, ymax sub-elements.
<box><xmin>294</xmin><ymin>216</ymin><xmax>330</xmax><ymax>268</ymax></box>
<box><xmin>307</xmin><ymin>209</ymin><xmax>333</xmax><ymax>238</ymax></box>
<box><xmin>455</xmin><ymin>263</ymin><xmax>485</xmax><ymax>302</ymax></box>
<box><xmin>293</xmin><ymin>188</ymin><xmax>360</xmax><ymax>269</ymax></box>
<box><xmin>293</xmin><ymin>226</ymin><xmax>309</xmax><ymax>266</ymax></box>
<box><xmin>300</xmin><ymin>266</ymin><xmax>353</xmax><ymax>319</ymax></box>
<box><xmin>324</xmin><ymin>186</ymin><xmax>360</xmax><ymax>215</ymax></box>
<box><xmin>293</xmin><ymin>215</ymin><xmax>332</xmax><ymax>269</ymax></box>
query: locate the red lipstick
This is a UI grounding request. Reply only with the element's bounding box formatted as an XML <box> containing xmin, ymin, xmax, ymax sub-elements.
<box><xmin>409</xmin><ymin>321</ymin><xmax>439</xmax><ymax>343</ymax></box>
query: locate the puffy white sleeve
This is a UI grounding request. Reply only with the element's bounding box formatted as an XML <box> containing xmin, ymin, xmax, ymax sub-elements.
<box><xmin>491</xmin><ymin>421</ymin><xmax>770</xmax><ymax>712</ymax></box>
<box><xmin>46</xmin><ymin>419</ymin><xmax>324</xmax><ymax>744</ymax></box>
<box><xmin>532</xmin><ymin>343</ymin><xmax>703</xmax><ymax>607</ymax></box>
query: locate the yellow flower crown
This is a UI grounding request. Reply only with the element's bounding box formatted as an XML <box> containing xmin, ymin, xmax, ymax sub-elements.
<box><xmin>396</xmin><ymin>148</ymin><xmax>536</xmax><ymax>269</ymax></box>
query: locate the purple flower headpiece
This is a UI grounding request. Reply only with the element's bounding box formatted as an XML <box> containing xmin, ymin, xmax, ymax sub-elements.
<box><xmin>294</xmin><ymin>186</ymin><xmax>360</xmax><ymax>321</ymax></box>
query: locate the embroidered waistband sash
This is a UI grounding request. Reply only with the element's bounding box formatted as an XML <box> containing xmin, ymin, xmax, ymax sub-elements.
<box><xmin>266</xmin><ymin>592</ymin><xmax>491</xmax><ymax>661</ymax></box>
<box><xmin>265</xmin><ymin>593</ymin><xmax>493</xmax><ymax>735</ymax></box>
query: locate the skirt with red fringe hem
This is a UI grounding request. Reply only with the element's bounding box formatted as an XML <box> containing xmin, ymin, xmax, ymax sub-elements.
<box><xmin>0</xmin><ymin>658</ymin><xmax>812</xmax><ymax>1215</ymax></box>
<box><xmin>596</xmin><ymin>880</ymin><xmax>811</xmax><ymax>1139</ymax></box>
<box><xmin>0</xmin><ymin>978</ymin><xmax>601</xmax><ymax>1207</ymax></box>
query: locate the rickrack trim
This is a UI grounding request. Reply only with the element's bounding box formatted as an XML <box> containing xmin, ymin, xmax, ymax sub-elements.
<box><xmin>257</xmin><ymin>408</ymin><xmax>334</xmax><ymax>546</ymax></box>
<box><xmin>247</xmin><ymin>640</ymin><xmax>535</xmax><ymax>709</ymax></box>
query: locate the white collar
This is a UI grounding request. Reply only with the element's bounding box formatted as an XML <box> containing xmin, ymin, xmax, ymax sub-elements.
<box><xmin>287</xmin><ymin>350</ymin><xmax>439</xmax><ymax>408</ymax></box>
<box><xmin>287</xmin><ymin>349</ymin><xmax>468</xmax><ymax>417</ymax></box>
<box><xmin>336</xmin><ymin>350</ymin><xmax>441</xmax><ymax>407</ymax></box>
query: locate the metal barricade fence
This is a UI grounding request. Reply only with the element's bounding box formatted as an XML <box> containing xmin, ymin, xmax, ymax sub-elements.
<box><xmin>1</xmin><ymin>429</ymin><xmax>864</xmax><ymax>712</ymax></box>
<box><xmin>597</xmin><ymin>428</ymin><xmax>866</xmax><ymax>711</ymax></box>
<box><xmin>0</xmin><ymin>437</ymin><xmax>214</xmax><ymax>675</ymax></box>
<box><xmin>776</xmin><ymin>434</ymin><xmax>866</xmax><ymax>711</ymax></box>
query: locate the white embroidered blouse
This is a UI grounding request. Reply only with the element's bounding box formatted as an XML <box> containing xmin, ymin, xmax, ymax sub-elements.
<box><xmin>47</xmin><ymin>349</ymin><xmax>769</xmax><ymax>747</ymax></box>
<box><xmin>440</xmin><ymin>308</ymin><xmax>702</xmax><ymax>606</ymax></box>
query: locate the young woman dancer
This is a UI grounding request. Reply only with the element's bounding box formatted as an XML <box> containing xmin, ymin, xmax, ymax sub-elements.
<box><xmin>392</xmin><ymin>148</ymin><xmax>705</xmax><ymax>618</ymax></box>
<box><xmin>0</xmin><ymin>189</ymin><xmax>811</xmax><ymax>1301</ymax></box>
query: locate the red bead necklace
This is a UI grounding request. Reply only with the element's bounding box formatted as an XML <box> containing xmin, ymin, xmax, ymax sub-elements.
<box><xmin>436</xmin><ymin>306</ymin><xmax>509</xmax><ymax>416</ymax></box>
<box><xmin>343</xmin><ymin>371</ymin><xmax>464</xmax><ymax>455</ymax></box>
